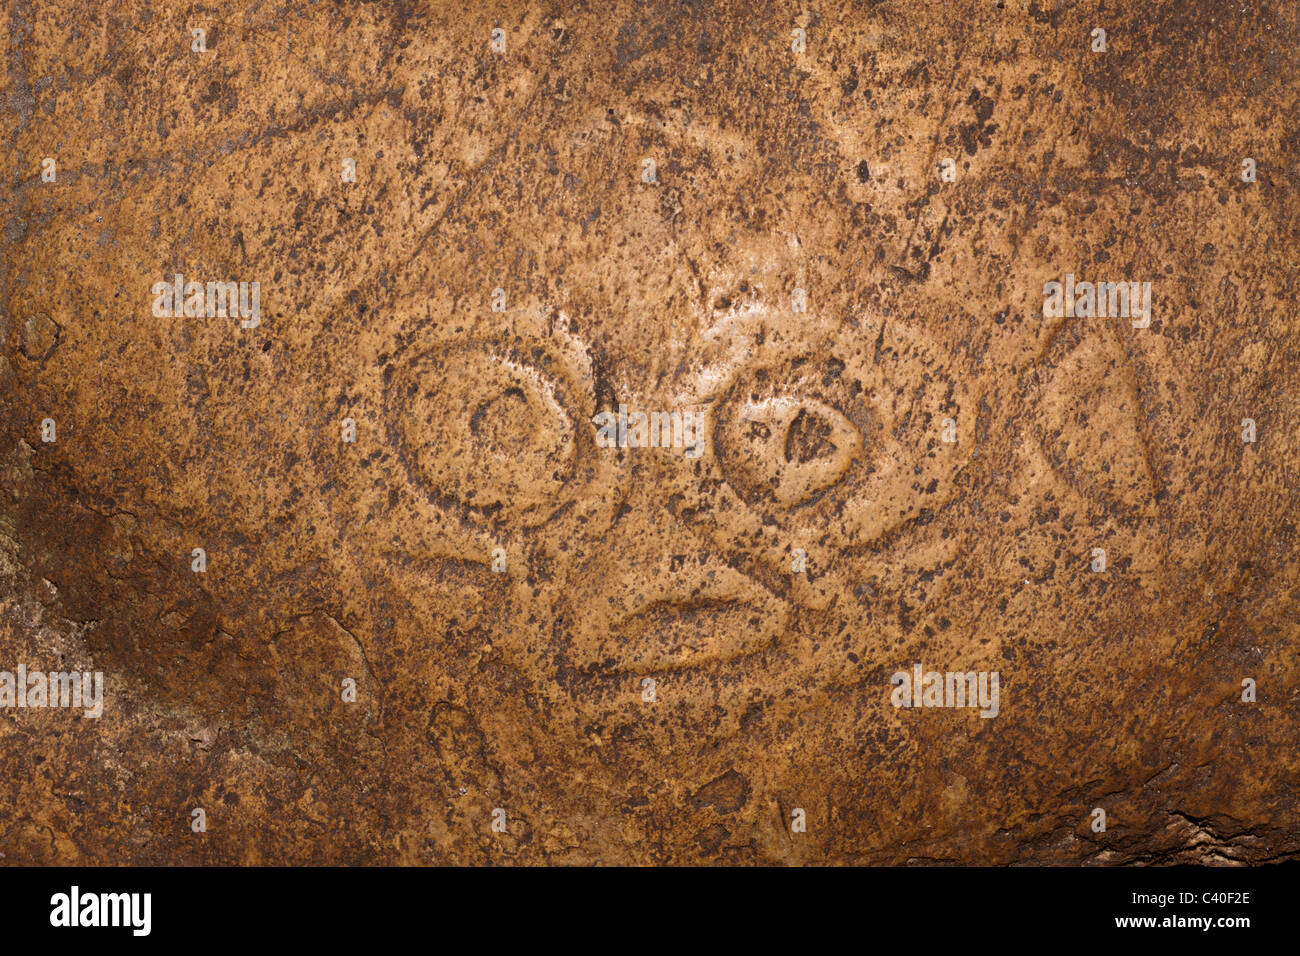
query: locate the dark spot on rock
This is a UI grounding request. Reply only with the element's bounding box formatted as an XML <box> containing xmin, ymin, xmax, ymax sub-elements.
<box><xmin>689</xmin><ymin>768</ymin><xmax>750</xmax><ymax>814</ymax></box>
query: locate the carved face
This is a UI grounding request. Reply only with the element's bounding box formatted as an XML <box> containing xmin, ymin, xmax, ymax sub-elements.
<box><xmin>8</xmin><ymin>2</ymin><xmax>1297</xmax><ymax>865</ymax></box>
<box><xmin>301</xmin><ymin>95</ymin><xmax>996</xmax><ymax>732</ymax></box>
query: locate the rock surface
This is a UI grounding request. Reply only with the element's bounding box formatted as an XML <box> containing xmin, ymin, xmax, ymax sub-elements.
<box><xmin>1</xmin><ymin>0</ymin><xmax>1298</xmax><ymax>864</ymax></box>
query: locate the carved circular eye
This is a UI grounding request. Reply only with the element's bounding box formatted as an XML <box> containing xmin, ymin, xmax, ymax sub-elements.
<box><xmin>716</xmin><ymin>393</ymin><xmax>863</xmax><ymax>508</ymax></box>
<box><xmin>388</xmin><ymin>344</ymin><xmax>579</xmax><ymax>521</ymax></box>
<box><xmin>698</xmin><ymin>324</ymin><xmax>975</xmax><ymax>578</ymax></box>
<box><xmin>714</xmin><ymin>355</ymin><xmax>872</xmax><ymax>511</ymax></box>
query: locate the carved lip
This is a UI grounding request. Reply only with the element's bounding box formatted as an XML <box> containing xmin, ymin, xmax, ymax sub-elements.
<box><xmin>560</xmin><ymin>582</ymin><xmax>790</xmax><ymax>675</ymax></box>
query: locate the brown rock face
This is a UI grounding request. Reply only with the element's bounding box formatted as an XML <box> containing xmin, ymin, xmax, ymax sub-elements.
<box><xmin>2</xmin><ymin>1</ymin><xmax>1298</xmax><ymax>865</ymax></box>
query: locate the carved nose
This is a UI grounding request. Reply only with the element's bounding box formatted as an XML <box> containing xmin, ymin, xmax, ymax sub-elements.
<box><xmin>556</xmin><ymin>480</ymin><xmax>787</xmax><ymax>675</ymax></box>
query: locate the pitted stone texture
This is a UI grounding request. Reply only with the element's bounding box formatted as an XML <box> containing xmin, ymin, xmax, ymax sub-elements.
<box><xmin>2</xmin><ymin>0</ymin><xmax>1298</xmax><ymax>864</ymax></box>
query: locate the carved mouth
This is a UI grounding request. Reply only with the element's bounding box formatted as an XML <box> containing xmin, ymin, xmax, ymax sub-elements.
<box><xmin>558</xmin><ymin>583</ymin><xmax>789</xmax><ymax>675</ymax></box>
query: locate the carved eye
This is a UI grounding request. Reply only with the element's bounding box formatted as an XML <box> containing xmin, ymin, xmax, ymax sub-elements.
<box><xmin>717</xmin><ymin>393</ymin><xmax>863</xmax><ymax>508</ymax></box>
<box><xmin>713</xmin><ymin>355</ymin><xmax>871</xmax><ymax>510</ymax></box>
<box><xmin>387</xmin><ymin>343</ymin><xmax>582</xmax><ymax>524</ymax></box>
<box><xmin>699</xmin><ymin>324</ymin><xmax>974</xmax><ymax>573</ymax></box>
